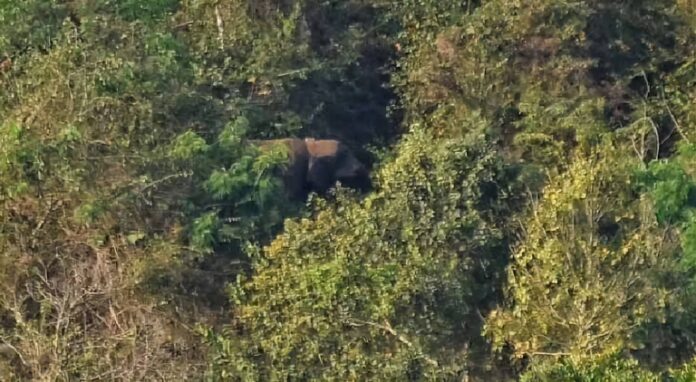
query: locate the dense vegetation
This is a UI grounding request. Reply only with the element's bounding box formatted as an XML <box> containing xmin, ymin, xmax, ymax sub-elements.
<box><xmin>0</xmin><ymin>0</ymin><xmax>695</xmax><ymax>380</ymax></box>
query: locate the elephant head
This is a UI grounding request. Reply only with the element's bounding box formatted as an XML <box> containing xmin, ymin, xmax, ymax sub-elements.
<box><xmin>252</xmin><ymin>138</ymin><xmax>371</xmax><ymax>200</ymax></box>
<box><xmin>303</xmin><ymin>138</ymin><xmax>371</xmax><ymax>194</ymax></box>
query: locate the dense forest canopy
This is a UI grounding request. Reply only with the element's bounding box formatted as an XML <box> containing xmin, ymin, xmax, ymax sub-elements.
<box><xmin>1</xmin><ymin>0</ymin><xmax>696</xmax><ymax>380</ymax></box>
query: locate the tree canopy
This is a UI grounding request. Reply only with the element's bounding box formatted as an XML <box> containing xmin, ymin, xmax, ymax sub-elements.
<box><xmin>1</xmin><ymin>0</ymin><xmax>696</xmax><ymax>381</ymax></box>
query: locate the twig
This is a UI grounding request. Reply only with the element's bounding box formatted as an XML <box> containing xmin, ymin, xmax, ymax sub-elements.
<box><xmin>136</xmin><ymin>171</ymin><xmax>193</xmax><ymax>194</ymax></box>
<box><xmin>214</xmin><ymin>5</ymin><xmax>225</xmax><ymax>50</ymax></box>
<box><xmin>641</xmin><ymin>70</ymin><xmax>651</xmax><ymax>99</ymax></box>
<box><xmin>661</xmin><ymin>90</ymin><xmax>691</xmax><ymax>144</ymax></box>
<box><xmin>173</xmin><ymin>21</ymin><xmax>193</xmax><ymax>31</ymax></box>
<box><xmin>30</xmin><ymin>199</ymin><xmax>61</xmax><ymax>249</ymax></box>
<box><xmin>530</xmin><ymin>351</ymin><xmax>571</xmax><ymax>357</ymax></box>
<box><xmin>0</xmin><ymin>338</ymin><xmax>28</xmax><ymax>366</ymax></box>
<box><xmin>345</xmin><ymin>318</ymin><xmax>439</xmax><ymax>366</ymax></box>
<box><xmin>277</xmin><ymin>68</ymin><xmax>311</xmax><ymax>78</ymax></box>
<box><xmin>631</xmin><ymin>115</ymin><xmax>661</xmax><ymax>160</ymax></box>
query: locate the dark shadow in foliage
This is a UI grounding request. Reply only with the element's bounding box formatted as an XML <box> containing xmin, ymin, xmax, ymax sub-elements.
<box><xmin>0</xmin><ymin>2</ymin><xmax>71</xmax><ymax>57</ymax></box>
<box><xmin>287</xmin><ymin>1</ymin><xmax>402</xmax><ymax>167</ymax></box>
<box><xmin>584</xmin><ymin>1</ymin><xmax>684</xmax><ymax>135</ymax></box>
<box><xmin>631</xmin><ymin>316</ymin><xmax>696</xmax><ymax>371</ymax></box>
<box><xmin>586</xmin><ymin>1</ymin><xmax>680</xmax><ymax>86</ymax></box>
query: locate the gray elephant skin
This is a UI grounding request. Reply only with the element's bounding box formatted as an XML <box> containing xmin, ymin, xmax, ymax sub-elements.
<box><xmin>251</xmin><ymin>138</ymin><xmax>371</xmax><ymax>200</ymax></box>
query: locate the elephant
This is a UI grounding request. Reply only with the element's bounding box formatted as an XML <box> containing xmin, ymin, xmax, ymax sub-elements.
<box><xmin>251</xmin><ymin>138</ymin><xmax>371</xmax><ymax>200</ymax></box>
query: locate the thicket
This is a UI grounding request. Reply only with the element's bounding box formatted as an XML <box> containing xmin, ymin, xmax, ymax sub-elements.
<box><xmin>0</xmin><ymin>0</ymin><xmax>695</xmax><ymax>381</ymax></box>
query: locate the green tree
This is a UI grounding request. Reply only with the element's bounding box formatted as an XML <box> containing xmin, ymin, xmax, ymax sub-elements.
<box><xmin>520</xmin><ymin>354</ymin><xmax>660</xmax><ymax>382</ymax></box>
<box><xmin>203</xmin><ymin>125</ymin><xmax>512</xmax><ymax>380</ymax></box>
<box><xmin>487</xmin><ymin>143</ymin><xmax>683</xmax><ymax>361</ymax></box>
<box><xmin>0</xmin><ymin>0</ymin><xmax>402</xmax><ymax>378</ymax></box>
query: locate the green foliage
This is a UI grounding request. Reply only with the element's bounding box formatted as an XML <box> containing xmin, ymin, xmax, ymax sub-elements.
<box><xmin>0</xmin><ymin>0</ymin><xmax>397</xmax><ymax>378</ymax></box>
<box><xmin>166</xmin><ymin>117</ymin><xmax>292</xmax><ymax>257</ymax></box>
<box><xmin>637</xmin><ymin>143</ymin><xmax>696</xmax><ymax>274</ymax></box>
<box><xmin>0</xmin><ymin>0</ymin><xmax>69</xmax><ymax>54</ymax></box>
<box><xmin>191</xmin><ymin>211</ymin><xmax>220</xmax><ymax>252</ymax></box>
<box><xmin>203</xmin><ymin>127</ymin><xmax>511</xmax><ymax>380</ymax></box>
<box><xmin>638</xmin><ymin>161</ymin><xmax>696</xmax><ymax>223</ymax></box>
<box><xmin>170</xmin><ymin>130</ymin><xmax>209</xmax><ymax>160</ymax></box>
<box><xmin>1</xmin><ymin>0</ymin><xmax>696</xmax><ymax>380</ymax></box>
<box><xmin>107</xmin><ymin>0</ymin><xmax>180</xmax><ymax>22</ymax></box>
<box><xmin>395</xmin><ymin>0</ymin><xmax>695</xmax><ymax>178</ymax></box>
<box><xmin>521</xmin><ymin>354</ymin><xmax>696</xmax><ymax>382</ymax></box>
<box><xmin>520</xmin><ymin>354</ymin><xmax>660</xmax><ymax>382</ymax></box>
<box><xmin>487</xmin><ymin>145</ymin><xmax>683</xmax><ymax>360</ymax></box>
<box><xmin>671</xmin><ymin>357</ymin><xmax>696</xmax><ymax>382</ymax></box>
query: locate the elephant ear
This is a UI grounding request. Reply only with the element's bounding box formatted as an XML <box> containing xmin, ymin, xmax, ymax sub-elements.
<box><xmin>307</xmin><ymin>155</ymin><xmax>336</xmax><ymax>194</ymax></box>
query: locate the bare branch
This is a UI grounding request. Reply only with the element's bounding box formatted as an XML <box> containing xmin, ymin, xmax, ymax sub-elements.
<box><xmin>345</xmin><ymin>318</ymin><xmax>439</xmax><ymax>367</ymax></box>
<box><xmin>0</xmin><ymin>338</ymin><xmax>28</xmax><ymax>366</ymax></box>
<box><xmin>214</xmin><ymin>5</ymin><xmax>225</xmax><ymax>50</ymax></box>
<box><xmin>661</xmin><ymin>90</ymin><xmax>691</xmax><ymax>144</ymax></box>
<box><xmin>529</xmin><ymin>351</ymin><xmax>571</xmax><ymax>357</ymax></box>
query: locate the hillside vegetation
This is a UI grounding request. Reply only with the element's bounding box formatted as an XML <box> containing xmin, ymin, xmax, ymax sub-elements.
<box><xmin>1</xmin><ymin>0</ymin><xmax>696</xmax><ymax>380</ymax></box>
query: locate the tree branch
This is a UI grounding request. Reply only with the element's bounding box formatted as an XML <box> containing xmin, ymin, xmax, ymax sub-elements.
<box><xmin>345</xmin><ymin>318</ymin><xmax>439</xmax><ymax>367</ymax></box>
<box><xmin>214</xmin><ymin>5</ymin><xmax>225</xmax><ymax>50</ymax></box>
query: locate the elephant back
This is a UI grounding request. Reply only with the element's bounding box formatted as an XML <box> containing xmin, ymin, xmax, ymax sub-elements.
<box><xmin>304</xmin><ymin>138</ymin><xmax>341</xmax><ymax>158</ymax></box>
<box><xmin>250</xmin><ymin>137</ymin><xmax>370</xmax><ymax>200</ymax></box>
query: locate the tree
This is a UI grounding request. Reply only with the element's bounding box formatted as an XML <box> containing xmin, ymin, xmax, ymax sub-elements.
<box><xmin>0</xmin><ymin>0</ymin><xmax>399</xmax><ymax>378</ymax></box>
<box><xmin>520</xmin><ymin>353</ymin><xmax>660</xmax><ymax>382</ymax></box>
<box><xmin>487</xmin><ymin>143</ymin><xmax>684</xmax><ymax>362</ymax></box>
<box><xmin>203</xmin><ymin>125</ymin><xmax>513</xmax><ymax>380</ymax></box>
